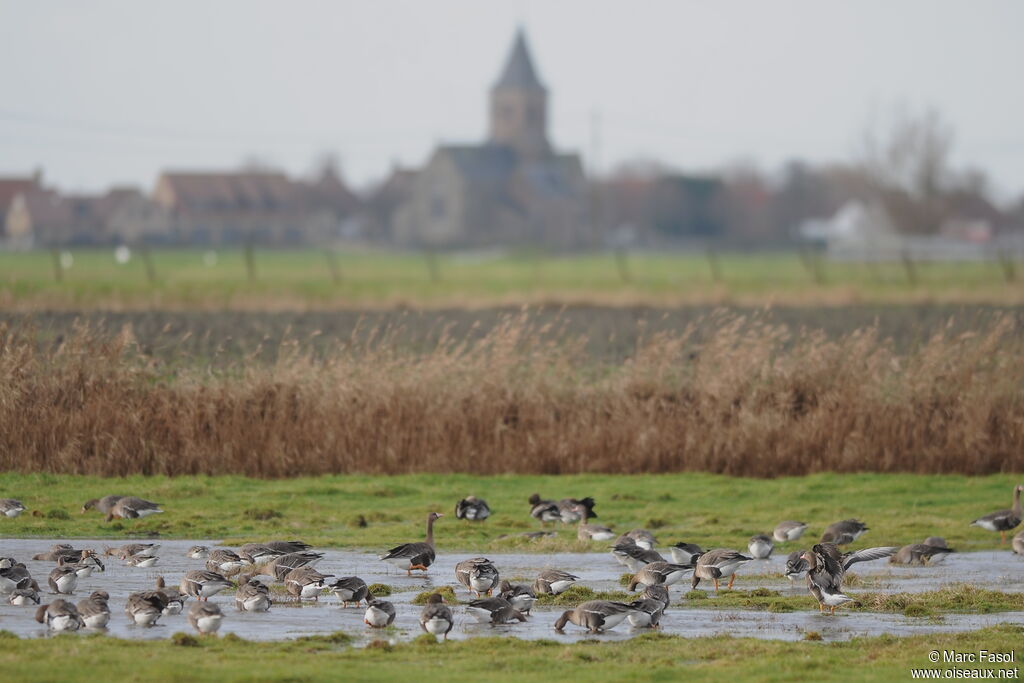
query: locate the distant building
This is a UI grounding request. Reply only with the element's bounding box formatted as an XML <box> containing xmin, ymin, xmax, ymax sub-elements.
<box><xmin>152</xmin><ymin>164</ymin><xmax>359</xmax><ymax>245</ymax></box>
<box><xmin>0</xmin><ymin>173</ymin><xmax>43</xmax><ymax>247</ymax></box>
<box><xmin>391</xmin><ymin>29</ymin><xmax>590</xmax><ymax>248</ymax></box>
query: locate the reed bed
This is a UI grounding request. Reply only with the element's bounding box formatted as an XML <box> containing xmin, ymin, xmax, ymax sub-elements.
<box><xmin>1</xmin><ymin>311</ymin><xmax>1022</xmax><ymax>477</ymax></box>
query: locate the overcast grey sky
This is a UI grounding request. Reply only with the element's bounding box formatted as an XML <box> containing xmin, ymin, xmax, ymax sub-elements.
<box><xmin>1</xmin><ymin>1</ymin><xmax>1022</xmax><ymax>199</ymax></box>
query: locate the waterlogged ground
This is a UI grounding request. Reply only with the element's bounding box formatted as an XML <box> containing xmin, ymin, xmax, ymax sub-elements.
<box><xmin>1</xmin><ymin>539</ymin><xmax>1022</xmax><ymax>644</ymax></box>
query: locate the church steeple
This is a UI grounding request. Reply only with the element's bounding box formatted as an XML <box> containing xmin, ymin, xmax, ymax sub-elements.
<box><xmin>489</xmin><ymin>29</ymin><xmax>550</xmax><ymax>158</ymax></box>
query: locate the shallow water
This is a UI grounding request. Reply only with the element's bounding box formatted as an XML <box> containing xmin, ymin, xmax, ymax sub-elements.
<box><xmin>1</xmin><ymin>539</ymin><xmax>1022</xmax><ymax>644</ymax></box>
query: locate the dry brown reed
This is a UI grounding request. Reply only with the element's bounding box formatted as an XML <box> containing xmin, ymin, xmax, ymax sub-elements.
<box><xmin>1</xmin><ymin>311</ymin><xmax>1022</xmax><ymax>477</ymax></box>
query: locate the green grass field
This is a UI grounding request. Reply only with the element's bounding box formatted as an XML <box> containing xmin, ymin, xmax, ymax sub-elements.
<box><xmin>0</xmin><ymin>627</ymin><xmax>1020</xmax><ymax>682</ymax></box>
<box><xmin>1</xmin><ymin>248</ymin><xmax>1021</xmax><ymax>308</ymax></box>
<box><xmin>1</xmin><ymin>472</ymin><xmax>1020</xmax><ymax>552</ymax></box>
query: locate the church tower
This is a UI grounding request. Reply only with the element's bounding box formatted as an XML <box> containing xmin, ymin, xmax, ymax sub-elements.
<box><xmin>489</xmin><ymin>29</ymin><xmax>551</xmax><ymax>159</ymax></box>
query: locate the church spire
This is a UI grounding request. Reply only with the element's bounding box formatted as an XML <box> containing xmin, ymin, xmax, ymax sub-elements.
<box><xmin>493</xmin><ymin>28</ymin><xmax>545</xmax><ymax>91</ymax></box>
<box><xmin>489</xmin><ymin>28</ymin><xmax>550</xmax><ymax>158</ymax></box>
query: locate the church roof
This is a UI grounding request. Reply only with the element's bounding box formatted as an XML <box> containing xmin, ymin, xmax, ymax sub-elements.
<box><xmin>493</xmin><ymin>29</ymin><xmax>545</xmax><ymax>91</ymax></box>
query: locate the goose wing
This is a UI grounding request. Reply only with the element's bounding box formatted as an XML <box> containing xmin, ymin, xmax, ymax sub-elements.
<box><xmin>841</xmin><ymin>546</ymin><xmax>898</xmax><ymax>570</ymax></box>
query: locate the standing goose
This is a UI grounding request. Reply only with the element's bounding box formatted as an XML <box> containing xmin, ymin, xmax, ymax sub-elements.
<box><xmin>48</xmin><ymin>565</ymin><xmax>79</xmax><ymax>595</ymax></box>
<box><xmin>81</xmin><ymin>495</ymin><xmax>124</xmax><ymax>516</ymax></box>
<box><xmin>577</xmin><ymin>520</ymin><xmax>616</xmax><ymax>542</ymax></box>
<box><xmin>180</xmin><ymin>570</ymin><xmax>233</xmax><ymax>601</ymax></box>
<box><xmin>454</xmin><ymin>496</ymin><xmax>490</xmax><ymax>521</ymax></box>
<box><xmin>329</xmin><ymin>576</ymin><xmax>369</xmax><ymax>607</ymax></box>
<box><xmin>284</xmin><ymin>566</ymin><xmax>334</xmax><ymax>601</ymax></box>
<box><xmin>419</xmin><ymin>593</ymin><xmax>454</xmax><ymax>640</ymax></box>
<box><xmin>155</xmin><ymin>576</ymin><xmax>187</xmax><ymax>615</ymax></box>
<box><xmin>77</xmin><ymin>590</ymin><xmax>111</xmax><ymax>628</ymax></box>
<box><xmin>205</xmin><ymin>549</ymin><xmax>250</xmax><ymax>575</ymax></box>
<box><xmin>379</xmin><ymin>512</ymin><xmax>443</xmax><ymax>575</ymax></box>
<box><xmin>668</xmin><ymin>542</ymin><xmax>704</xmax><ymax>565</ymax></box>
<box><xmin>820</xmin><ymin>519</ymin><xmax>869</xmax><ymax>545</ymax></box>
<box><xmin>235</xmin><ymin>578</ymin><xmax>272</xmax><ymax>612</ymax></box>
<box><xmin>364</xmin><ymin>599</ymin><xmax>397</xmax><ymax>627</ymax></box>
<box><xmin>690</xmin><ymin>549</ymin><xmax>754</xmax><ymax>591</ymax></box>
<box><xmin>1</xmin><ymin>498</ymin><xmax>26</xmax><ymax>518</ymax></box>
<box><xmin>185</xmin><ymin>545</ymin><xmax>211</xmax><ymax>560</ymax></box>
<box><xmin>625</xmin><ymin>529</ymin><xmax>658</xmax><ymax>550</ymax></box>
<box><xmin>627</xmin><ymin>585</ymin><xmax>670</xmax><ymax>628</ymax></box>
<box><xmin>188</xmin><ymin>601</ymin><xmax>225</xmax><ymax>636</ymax></box>
<box><xmin>627</xmin><ymin>561</ymin><xmax>694</xmax><ymax>591</ymax></box>
<box><xmin>454</xmin><ymin>557</ymin><xmax>499</xmax><ymax>597</ymax></box>
<box><xmin>528</xmin><ymin>494</ymin><xmax>561</xmax><ymax>525</ymax></box>
<box><xmin>773</xmin><ymin>521</ymin><xmax>809</xmax><ymax>543</ymax></box>
<box><xmin>35</xmin><ymin>599</ymin><xmax>85</xmax><ymax>631</ymax></box>
<box><xmin>465</xmin><ymin>596</ymin><xmax>526</xmax><ymax>624</ymax></box>
<box><xmin>125</xmin><ymin>591</ymin><xmax>167</xmax><ymax>626</ymax></box>
<box><xmin>497</xmin><ymin>580</ymin><xmax>537</xmax><ymax>615</ymax></box>
<box><xmin>532</xmin><ymin>569</ymin><xmax>579</xmax><ymax>596</ymax></box>
<box><xmin>267</xmin><ymin>552</ymin><xmax>324</xmax><ymax>581</ymax></box>
<box><xmin>553</xmin><ymin>600</ymin><xmax>640</xmax><ymax>633</ymax></box>
<box><xmin>890</xmin><ymin>538</ymin><xmax>956</xmax><ymax>565</ymax></box>
<box><xmin>748</xmin><ymin>534</ymin><xmax>775</xmax><ymax>560</ymax></box>
<box><xmin>558</xmin><ymin>497</ymin><xmax>597</xmax><ymax>524</ymax></box>
<box><xmin>971</xmin><ymin>484</ymin><xmax>1023</xmax><ymax>545</ymax></box>
<box><xmin>801</xmin><ymin>543</ymin><xmax>898</xmax><ymax>614</ymax></box>
<box><xmin>107</xmin><ymin>496</ymin><xmax>163</xmax><ymax>522</ymax></box>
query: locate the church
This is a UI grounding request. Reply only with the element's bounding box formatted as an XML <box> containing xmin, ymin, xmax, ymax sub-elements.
<box><xmin>392</xmin><ymin>30</ymin><xmax>591</xmax><ymax>249</ymax></box>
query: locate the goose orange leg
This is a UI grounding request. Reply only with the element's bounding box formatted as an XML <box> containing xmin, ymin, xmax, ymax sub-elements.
<box><xmin>727</xmin><ymin>575</ymin><xmax>736</xmax><ymax>590</ymax></box>
<box><xmin>713</xmin><ymin>578</ymin><xmax>720</xmax><ymax>591</ymax></box>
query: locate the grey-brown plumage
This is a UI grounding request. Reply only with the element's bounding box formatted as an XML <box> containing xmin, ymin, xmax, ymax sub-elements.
<box><xmin>0</xmin><ymin>562</ymin><xmax>33</xmax><ymax>592</ymax></box>
<box><xmin>379</xmin><ymin>512</ymin><xmax>442</xmax><ymax>575</ymax></box>
<box><xmin>9</xmin><ymin>582</ymin><xmax>41</xmax><ymax>606</ymax></box>
<box><xmin>154</xmin><ymin>576</ymin><xmax>187</xmax><ymax>614</ymax></box>
<box><xmin>553</xmin><ymin>600</ymin><xmax>639</xmax><ymax>633</ymax></box>
<box><xmin>329</xmin><ymin>576</ymin><xmax>369</xmax><ymax>607</ymax></box>
<box><xmin>205</xmin><ymin>549</ymin><xmax>250</xmax><ymax>575</ymax></box>
<box><xmin>528</xmin><ymin>494</ymin><xmax>561</xmax><ymax>524</ymax></box>
<box><xmin>690</xmin><ymin>549</ymin><xmax>753</xmax><ymax>591</ymax></box>
<box><xmin>611</xmin><ymin>535</ymin><xmax>665</xmax><ymax>571</ymax></box>
<box><xmin>773</xmin><ymin>521</ymin><xmax>809</xmax><ymax>542</ymax></box>
<box><xmin>107</xmin><ymin>496</ymin><xmax>163</xmax><ymax>522</ymax></box>
<box><xmin>628</xmin><ymin>584</ymin><xmax>670</xmax><ymax>628</ymax></box>
<box><xmin>284</xmin><ymin>566</ymin><xmax>334</xmax><ymax>600</ymax></box>
<box><xmin>820</xmin><ymin>519</ymin><xmax>869</xmax><ymax>545</ymax></box>
<box><xmin>48</xmin><ymin>565</ymin><xmax>78</xmax><ymax>594</ymax></box>
<box><xmin>890</xmin><ymin>538</ymin><xmax>955</xmax><ymax>565</ymax></box>
<box><xmin>801</xmin><ymin>543</ymin><xmax>898</xmax><ymax>614</ymax></box>
<box><xmin>180</xmin><ymin>570</ymin><xmax>233</xmax><ymax>601</ymax></box>
<box><xmin>557</xmin><ymin>497</ymin><xmax>597</xmax><ymax>523</ymax></box>
<box><xmin>455</xmin><ymin>557</ymin><xmax>499</xmax><ymax>597</ymax></box>
<box><xmin>454</xmin><ymin>496</ymin><xmax>490</xmax><ymax>521</ymax></box>
<box><xmin>497</xmin><ymin>579</ymin><xmax>537</xmax><ymax>615</ymax></box>
<box><xmin>235</xmin><ymin>578</ymin><xmax>272</xmax><ymax>612</ymax></box>
<box><xmin>125</xmin><ymin>591</ymin><xmax>167</xmax><ymax>626</ymax></box>
<box><xmin>267</xmin><ymin>551</ymin><xmax>325</xmax><ymax>581</ymax></box>
<box><xmin>0</xmin><ymin>498</ymin><xmax>26</xmax><ymax>518</ymax></box>
<box><xmin>81</xmin><ymin>495</ymin><xmax>123</xmax><ymax>516</ymax></box>
<box><xmin>466</xmin><ymin>596</ymin><xmax>526</xmax><ymax>624</ymax></box>
<box><xmin>971</xmin><ymin>484</ymin><xmax>1023</xmax><ymax>544</ymax></box>
<box><xmin>364</xmin><ymin>599</ymin><xmax>396</xmax><ymax>627</ymax></box>
<box><xmin>264</xmin><ymin>540</ymin><xmax>313</xmax><ymax>554</ymax></box>
<box><xmin>108</xmin><ymin>543</ymin><xmax>160</xmax><ymax>560</ymax></box>
<box><xmin>77</xmin><ymin>590</ymin><xmax>111</xmax><ymax>628</ymax></box>
<box><xmin>532</xmin><ymin>569</ymin><xmax>579</xmax><ymax>595</ymax></box>
<box><xmin>419</xmin><ymin>593</ymin><xmax>454</xmax><ymax>639</ymax></box>
<box><xmin>628</xmin><ymin>561</ymin><xmax>694</xmax><ymax>591</ymax></box>
<box><xmin>188</xmin><ymin>601</ymin><xmax>225</xmax><ymax>635</ymax></box>
<box><xmin>668</xmin><ymin>542</ymin><xmax>704</xmax><ymax>565</ymax></box>
<box><xmin>35</xmin><ymin>598</ymin><xmax>85</xmax><ymax>631</ymax></box>
<box><xmin>1012</xmin><ymin>529</ymin><xmax>1024</xmax><ymax>555</ymax></box>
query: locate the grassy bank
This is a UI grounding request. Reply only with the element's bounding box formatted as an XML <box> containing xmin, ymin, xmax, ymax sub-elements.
<box><xmin>0</xmin><ymin>626</ymin><xmax>1020</xmax><ymax>682</ymax></box>
<box><xmin>2</xmin><ymin>313</ymin><xmax>1023</xmax><ymax>477</ymax></box>
<box><xmin>0</xmin><ymin>472</ymin><xmax>1020</xmax><ymax>552</ymax></box>
<box><xmin>2</xmin><ymin>248</ymin><xmax>1022</xmax><ymax>310</ymax></box>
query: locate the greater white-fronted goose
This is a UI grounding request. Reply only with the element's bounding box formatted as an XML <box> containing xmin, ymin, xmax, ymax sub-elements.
<box><xmin>455</xmin><ymin>496</ymin><xmax>491</xmax><ymax>521</ymax></box>
<box><xmin>125</xmin><ymin>591</ymin><xmax>167</xmax><ymax>626</ymax></box>
<box><xmin>1013</xmin><ymin>530</ymin><xmax>1024</xmax><ymax>555</ymax></box>
<box><xmin>235</xmin><ymin>578</ymin><xmax>272</xmax><ymax>612</ymax></box>
<box><xmin>107</xmin><ymin>496</ymin><xmax>163</xmax><ymax>522</ymax></box>
<box><xmin>611</xmin><ymin>537</ymin><xmax>665</xmax><ymax>572</ymax></box>
<box><xmin>110</xmin><ymin>543</ymin><xmax>160</xmax><ymax>560</ymax></box>
<box><xmin>126</xmin><ymin>554</ymin><xmax>160</xmax><ymax>568</ymax></box>
<box><xmin>58</xmin><ymin>554</ymin><xmax>102</xmax><ymax>578</ymax></box>
<box><xmin>773</xmin><ymin>521</ymin><xmax>808</xmax><ymax>542</ymax></box>
<box><xmin>625</xmin><ymin>529</ymin><xmax>658</xmax><ymax>550</ymax></box>
<box><xmin>455</xmin><ymin>557</ymin><xmax>499</xmax><ymax>597</ymax></box>
<box><xmin>627</xmin><ymin>585</ymin><xmax>670</xmax><ymax>628</ymax></box>
<box><xmin>186</xmin><ymin>545</ymin><xmax>211</xmax><ymax>560</ymax></box>
<box><xmin>628</xmin><ymin>561</ymin><xmax>693</xmax><ymax>591</ymax></box>
<box><xmin>497</xmin><ymin>580</ymin><xmax>537</xmax><ymax>615</ymax></box>
<box><xmin>284</xmin><ymin>566</ymin><xmax>334</xmax><ymax>601</ymax></box>
<box><xmin>379</xmin><ymin>512</ymin><xmax>443</xmax><ymax>575</ymax></box>
<box><xmin>188</xmin><ymin>601</ymin><xmax>224</xmax><ymax>636</ymax></box>
<box><xmin>180</xmin><ymin>570</ymin><xmax>233</xmax><ymax>601</ymax></box>
<box><xmin>690</xmin><ymin>549</ymin><xmax>753</xmax><ymax>591</ymax></box>
<box><xmin>0</xmin><ymin>556</ymin><xmax>15</xmax><ymax>569</ymax></box>
<box><xmin>33</xmin><ymin>544</ymin><xmax>88</xmax><ymax>562</ymax></box>
<box><xmin>35</xmin><ymin>599</ymin><xmax>85</xmax><ymax>631</ymax></box>
<box><xmin>329</xmin><ymin>576</ymin><xmax>369</xmax><ymax>607</ymax></box>
<box><xmin>155</xmin><ymin>576</ymin><xmax>187</xmax><ymax>614</ymax></box>
<box><xmin>264</xmin><ymin>540</ymin><xmax>312</xmax><ymax>554</ymax></box>
<box><xmin>364</xmin><ymin>599</ymin><xmax>396</xmax><ymax>627</ymax></box>
<box><xmin>890</xmin><ymin>538</ymin><xmax>955</xmax><ymax>565</ymax></box>
<box><xmin>971</xmin><ymin>484</ymin><xmax>1023</xmax><ymax>545</ymax></box>
<box><xmin>206</xmin><ymin>549</ymin><xmax>250</xmax><ymax>575</ymax></box>
<box><xmin>48</xmin><ymin>565</ymin><xmax>78</xmax><ymax>595</ymax></box>
<box><xmin>466</xmin><ymin>596</ymin><xmax>526</xmax><ymax>624</ymax></box>
<box><xmin>820</xmin><ymin>519</ymin><xmax>869</xmax><ymax>545</ymax></box>
<box><xmin>785</xmin><ymin>550</ymin><xmax>809</xmax><ymax>580</ymax></box>
<box><xmin>748</xmin><ymin>534</ymin><xmax>774</xmax><ymax>559</ymax></box>
<box><xmin>236</xmin><ymin>544</ymin><xmax>281</xmax><ymax>565</ymax></box>
<box><xmin>0</xmin><ymin>562</ymin><xmax>33</xmax><ymax>592</ymax></box>
<box><xmin>801</xmin><ymin>543</ymin><xmax>898</xmax><ymax>614</ymax></box>
<box><xmin>558</xmin><ymin>497</ymin><xmax>597</xmax><ymax>524</ymax></box>
<box><xmin>1</xmin><ymin>498</ymin><xmax>25</xmax><ymax>518</ymax></box>
<box><xmin>81</xmin><ymin>495</ymin><xmax>123</xmax><ymax>516</ymax></box>
<box><xmin>578</xmin><ymin>520</ymin><xmax>616</xmax><ymax>542</ymax></box>
<box><xmin>528</xmin><ymin>494</ymin><xmax>561</xmax><ymax>524</ymax></box>
<box><xmin>553</xmin><ymin>600</ymin><xmax>639</xmax><ymax>633</ymax></box>
<box><xmin>77</xmin><ymin>590</ymin><xmax>111</xmax><ymax>628</ymax></box>
<box><xmin>668</xmin><ymin>542</ymin><xmax>704</xmax><ymax>565</ymax></box>
<box><xmin>419</xmin><ymin>593</ymin><xmax>454</xmax><ymax>640</ymax></box>
<box><xmin>267</xmin><ymin>552</ymin><xmax>325</xmax><ymax>582</ymax></box>
<box><xmin>532</xmin><ymin>569</ymin><xmax>579</xmax><ymax>595</ymax></box>
<box><xmin>9</xmin><ymin>582</ymin><xmax>41</xmax><ymax>606</ymax></box>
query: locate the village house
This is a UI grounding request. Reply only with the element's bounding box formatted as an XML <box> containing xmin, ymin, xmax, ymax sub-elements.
<box><xmin>389</xmin><ymin>29</ymin><xmax>591</xmax><ymax>249</ymax></box>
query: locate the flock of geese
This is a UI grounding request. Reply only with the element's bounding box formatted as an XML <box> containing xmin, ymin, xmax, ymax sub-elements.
<box><xmin>0</xmin><ymin>483</ymin><xmax>1021</xmax><ymax>637</ymax></box>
